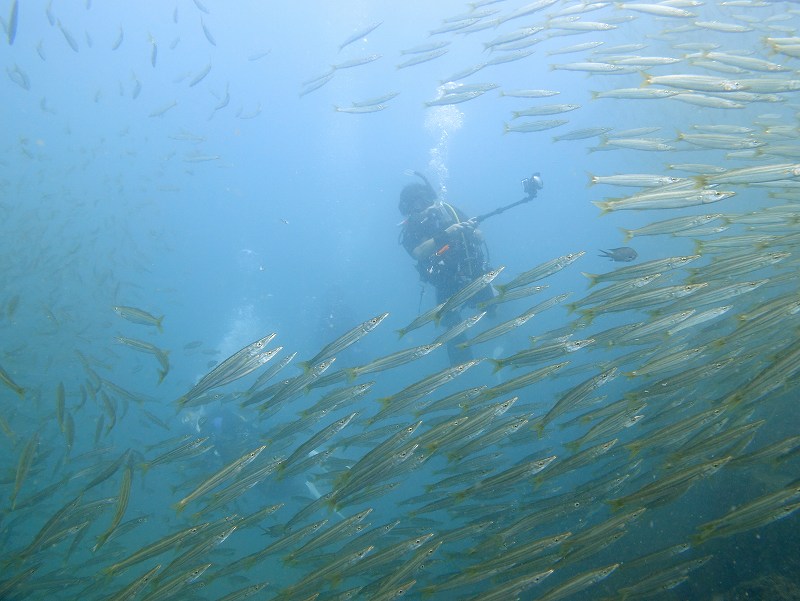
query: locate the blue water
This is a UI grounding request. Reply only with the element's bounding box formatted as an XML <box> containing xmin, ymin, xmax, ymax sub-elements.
<box><xmin>2</xmin><ymin>1</ymin><xmax>800</xmax><ymax>600</ymax></box>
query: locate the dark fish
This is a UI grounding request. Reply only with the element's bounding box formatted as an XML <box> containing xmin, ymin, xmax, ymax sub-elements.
<box><xmin>598</xmin><ymin>247</ymin><xmax>638</xmax><ymax>262</ymax></box>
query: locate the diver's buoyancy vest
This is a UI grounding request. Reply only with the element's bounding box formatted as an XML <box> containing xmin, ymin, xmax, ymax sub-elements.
<box><xmin>417</xmin><ymin>202</ymin><xmax>486</xmax><ymax>286</ymax></box>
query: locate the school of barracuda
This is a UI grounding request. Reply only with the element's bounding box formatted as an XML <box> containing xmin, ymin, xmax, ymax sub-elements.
<box><xmin>2</xmin><ymin>0</ymin><xmax>800</xmax><ymax>599</ymax></box>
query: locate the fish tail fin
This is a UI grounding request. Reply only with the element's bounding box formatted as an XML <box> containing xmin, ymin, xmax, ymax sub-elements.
<box><xmin>157</xmin><ymin>369</ymin><xmax>168</xmax><ymax>384</ymax></box>
<box><xmin>692</xmin><ymin>175</ymin><xmax>707</xmax><ymax>188</ymax></box>
<box><xmin>172</xmin><ymin>501</ymin><xmax>187</xmax><ymax>514</ymax></box>
<box><xmin>296</xmin><ymin>361</ymin><xmax>312</xmax><ymax>374</ymax></box>
<box><xmin>587</xmin><ymin>171</ymin><xmax>597</xmax><ymax>186</ymax></box>
<box><xmin>591</xmin><ymin>200</ymin><xmax>612</xmax><ymax>216</ymax></box>
<box><xmin>641</xmin><ymin>71</ymin><xmax>652</xmax><ymax>87</ymax></box>
<box><xmin>590</xmin><ymin>90</ymin><xmax>599</xmax><ymax>100</ymax></box>
<box><xmin>606</xmin><ymin>498</ymin><xmax>625</xmax><ymax>513</ymax></box>
<box><xmin>502</xmin><ymin>122</ymin><xmax>510</xmax><ymax>135</ymax></box>
<box><xmin>690</xmin><ymin>528</ymin><xmax>712</xmax><ymax>546</ymax></box>
<box><xmin>495</xmin><ymin>283</ymin><xmax>507</xmax><ymax>296</ymax></box>
<box><xmin>581</xmin><ymin>272</ymin><xmax>599</xmax><ymax>288</ymax></box>
<box><xmin>511</xmin><ymin>111</ymin><xmax>520</xmax><ymax>119</ymax></box>
<box><xmin>157</xmin><ymin>315</ymin><xmax>164</xmax><ymax>333</ymax></box>
<box><xmin>625</xmin><ymin>442</ymin><xmax>642</xmax><ymax>458</ymax></box>
<box><xmin>324</xmin><ymin>495</ymin><xmax>341</xmax><ymax>513</ymax></box>
<box><xmin>694</xmin><ymin>239</ymin><xmax>705</xmax><ymax>255</ymax></box>
<box><xmin>619</xmin><ymin>227</ymin><xmax>634</xmax><ymax>243</ymax></box>
<box><xmin>577</xmin><ymin>309</ymin><xmax>596</xmax><ymax>326</ymax></box>
<box><xmin>265</xmin><ymin>524</ymin><xmax>287</xmax><ymax>538</ymax></box>
<box><xmin>488</xmin><ymin>358</ymin><xmax>503</xmax><ymax>374</ymax></box>
<box><xmin>344</xmin><ymin>368</ymin><xmax>358</xmax><ymax>382</ymax></box>
<box><xmin>533</xmin><ymin>420</ymin><xmax>546</xmax><ymax>438</ymax></box>
<box><xmin>395</xmin><ymin>328</ymin><xmax>406</xmax><ymax>339</ymax></box>
<box><xmin>564</xmin><ymin>440</ymin><xmax>581</xmax><ymax>453</ymax></box>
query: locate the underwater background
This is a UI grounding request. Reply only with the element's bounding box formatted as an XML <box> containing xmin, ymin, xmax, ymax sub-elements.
<box><xmin>2</xmin><ymin>0</ymin><xmax>800</xmax><ymax>599</ymax></box>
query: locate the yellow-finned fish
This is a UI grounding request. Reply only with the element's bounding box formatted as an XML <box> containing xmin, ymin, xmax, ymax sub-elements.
<box><xmin>298</xmin><ymin>313</ymin><xmax>389</xmax><ymax>372</ymax></box>
<box><xmin>0</xmin><ymin>362</ymin><xmax>25</xmax><ymax>399</ymax></box>
<box><xmin>173</xmin><ymin>445</ymin><xmax>266</xmax><ymax>512</ymax></box>
<box><xmin>113</xmin><ymin>305</ymin><xmax>164</xmax><ymax>332</ymax></box>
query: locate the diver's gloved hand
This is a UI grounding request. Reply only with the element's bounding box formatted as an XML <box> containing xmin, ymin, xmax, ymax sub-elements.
<box><xmin>446</xmin><ymin>218</ymin><xmax>478</xmax><ymax>236</ymax></box>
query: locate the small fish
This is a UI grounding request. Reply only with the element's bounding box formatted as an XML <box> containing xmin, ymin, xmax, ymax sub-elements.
<box><xmin>397</xmin><ymin>48</ymin><xmax>449</xmax><ymax>69</ymax></box>
<box><xmin>11</xmin><ymin>431</ymin><xmax>39</xmax><ymax>509</ymax></box>
<box><xmin>512</xmin><ymin>103</ymin><xmax>580</xmax><ymax>118</ymax></box>
<box><xmin>200</xmin><ymin>17</ymin><xmax>216</xmax><ymax>46</ymax></box>
<box><xmin>297</xmin><ymin>313</ymin><xmax>388</xmax><ymax>371</ymax></box>
<box><xmin>149</xmin><ymin>100</ymin><xmax>178</xmax><ymax>117</ymax></box>
<box><xmin>344</xmin><ymin>343</ymin><xmax>441</xmax><ymax>380</ymax></box>
<box><xmin>8</xmin><ymin>0</ymin><xmax>18</xmax><ymax>45</ymax></box>
<box><xmin>499</xmin><ymin>88</ymin><xmax>560</xmax><ymax>98</ymax></box>
<box><xmin>113</xmin><ymin>305</ymin><xmax>164</xmax><ymax>331</ymax></box>
<box><xmin>111</xmin><ymin>25</ymin><xmax>123</xmax><ymax>50</ymax></box>
<box><xmin>504</xmin><ymin>119</ymin><xmax>569</xmax><ymax>133</ymax></box>
<box><xmin>299</xmin><ymin>71</ymin><xmax>335</xmax><ymax>97</ymax></box>
<box><xmin>598</xmin><ymin>247</ymin><xmax>638</xmax><ymax>262</ymax></box>
<box><xmin>280</xmin><ymin>412</ymin><xmax>358</xmax><ymax>473</ymax></box>
<box><xmin>149</xmin><ymin>34</ymin><xmax>157</xmax><ymax>67</ymax></box>
<box><xmin>351</xmin><ymin>92</ymin><xmax>400</xmax><ymax>107</ymax></box>
<box><xmin>434</xmin><ymin>311</ymin><xmax>486</xmax><ymax>345</ymax></box>
<box><xmin>401</xmin><ymin>40</ymin><xmax>450</xmax><ymax>54</ymax></box>
<box><xmin>173</xmin><ymin>444</ymin><xmax>266</xmax><ymax>512</ymax></box>
<box><xmin>248</xmin><ymin>49</ymin><xmax>271</xmax><ymax>61</ymax></box>
<box><xmin>104</xmin><ymin>564</ymin><xmax>162</xmax><ymax>601</ymax></box>
<box><xmin>497</xmin><ymin>252</ymin><xmax>584</xmax><ymax>293</ymax></box>
<box><xmin>6</xmin><ymin>64</ymin><xmax>30</xmax><ymax>90</ymax></box>
<box><xmin>57</xmin><ymin>20</ymin><xmax>79</xmax><ymax>52</ymax></box>
<box><xmin>426</xmin><ymin>89</ymin><xmax>487</xmax><ymax>106</ymax></box>
<box><xmin>334</xmin><ymin>104</ymin><xmax>388</xmax><ymax>114</ymax></box>
<box><xmin>435</xmin><ymin>267</ymin><xmax>504</xmax><ymax>324</ymax></box>
<box><xmin>0</xmin><ymin>362</ymin><xmax>25</xmax><ymax>399</ymax></box>
<box><xmin>188</xmin><ymin>62</ymin><xmax>212</xmax><ymax>87</ymax></box>
<box><xmin>339</xmin><ymin>21</ymin><xmax>382</xmax><ymax>52</ymax></box>
<box><xmin>332</xmin><ymin>54</ymin><xmax>382</xmax><ymax>71</ymax></box>
<box><xmin>104</xmin><ymin>523</ymin><xmax>211</xmax><ymax>575</ymax></box>
<box><xmin>618</xmin><ymin>2</ymin><xmax>695</xmax><ymax>17</ymax></box>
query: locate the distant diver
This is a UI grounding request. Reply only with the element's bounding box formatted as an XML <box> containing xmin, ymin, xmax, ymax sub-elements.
<box><xmin>398</xmin><ymin>172</ymin><xmax>495</xmax><ymax>366</ymax></box>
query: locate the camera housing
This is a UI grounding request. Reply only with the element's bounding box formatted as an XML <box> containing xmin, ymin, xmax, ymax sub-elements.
<box><xmin>522</xmin><ymin>173</ymin><xmax>543</xmax><ymax>198</ymax></box>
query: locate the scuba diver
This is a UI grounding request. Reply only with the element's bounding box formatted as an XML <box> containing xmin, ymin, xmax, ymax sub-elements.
<box><xmin>398</xmin><ymin>172</ymin><xmax>495</xmax><ymax>365</ymax></box>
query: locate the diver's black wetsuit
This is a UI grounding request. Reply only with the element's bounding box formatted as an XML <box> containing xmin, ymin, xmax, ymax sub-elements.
<box><xmin>400</xmin><ymin>201</ymin><xmax>494</xmax><ymax>364</ymax></box>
